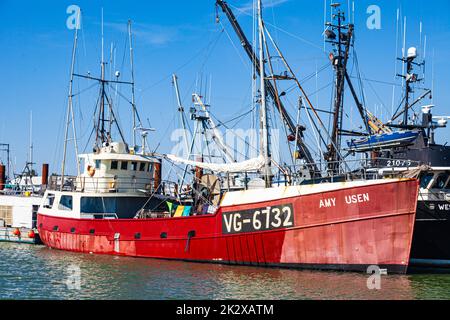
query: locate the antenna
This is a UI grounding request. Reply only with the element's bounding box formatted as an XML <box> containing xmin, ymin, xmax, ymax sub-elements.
<box><xmin>432</xmin><ymin>48</ymin><xmax>435</xmax><ymax>103</ymax></box>
<box><xmin>323</xmin><ymin>0</ymin><xmax>327</xmax><ymax>52</ymax></box>
<box><xmin>423</xmin><ymin>35</ymin><xmax>427</xmax><ymax>60</ymax></box>
<box><xmin>391</xmin><ymin>8</ymin><xmax>400</xmax><ymax>117</ymax></box>
<box><xmin>401</xmin><ymin>16</ymin><xmax>407</xmax><ymax>90</ymax></box>
<box><xmin>352</xmin><ymin>1</ymin><xmax>355</xmax><ymax>24</ymax></box>
<box><xmin>419</xmin><ymin>21</ymin><xmax>423</xmax><ymax>53</ymax></box>
<box><xmin>101</xmin><ymin>8</ymin><xmax>104</xmax><ymax>66</ymax></box>
<box><xmin>128</xmin><ymin>20</ymin><xmax>138</xmax><ymax>150</ymax></box>
<box><xmin>347</xmin><ymin>0</ymin><xmax>351</xmax><ymax>22</ymax></box>
<box><xmin>423</xmin><ymin>34</ymin><xmax>427</xmax><ymax>81</ymax></box>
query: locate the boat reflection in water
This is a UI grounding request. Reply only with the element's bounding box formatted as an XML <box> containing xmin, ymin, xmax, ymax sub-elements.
<box><xmin>3</xmin><ymin>242</ymin><xmax>450</xmax><ymax>300</ymax></box>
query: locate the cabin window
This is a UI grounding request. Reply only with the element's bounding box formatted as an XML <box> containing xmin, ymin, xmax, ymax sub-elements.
<box><xmin>121</xmin><ymin>161</ymin><xmax>128</xmax><ymax>170</ymax></box>
<box><xmin>58</xmin><ymin>195</ymin><xmax>73</xmax><ymax>211</ymax></box>
<box><xmin>111</xmin><ymin>161</ymin><xmax>118</xmax><ymax>170</ymax></box>
<box><xmin>419</xmin><ymin>173</ymin><xmax>435</xmax><ymax>189</ymax></box>
<box><xmin>95</xmin><ymin>160</ymin><xmax>101</xmax><ymax>169</ymax></box>
<box><xmin>0</xmin><ymin>205</ymin><xmax>13</xmax><ymax>227</ymax></box>
<box><xmin>81</xmin><ymin>197</ymin><xmax>116</xmax><ymax>214</ymax></box>
<box><xmin>148</xmin><ymin>164</ymin><xmax>153</xmax><ymax>172</ymax></box>
<box><xmin>131</xmin><ymin>162</ymin><xmax>138</xmax><ymax>171</ymax></box>
<box><xmin>139</xmin><ymin>162</ymin><xmax>146</xmax><ymax>172</ymax></box>
<box><xmin>44</xmin><ymin>193</ymin><xmax>56</xmax><ymax>209</ymax></box>
<box><xmin>433</xmin><ymin>173</ymin><xmax>450</xmax><ymax>189</ymax></box>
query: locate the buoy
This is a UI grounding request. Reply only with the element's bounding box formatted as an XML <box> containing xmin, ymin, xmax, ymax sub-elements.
<box><xmin>12</xmin><ymin>228</ymin><xmax>21</xmax><ymax>237</ymax></box>
<box><xmin>28</xmin><ymin>230</ymin><xmax>36</xmax><ymax>239</ymax></box>
<box><xmin>87</xmin><ymin>165</ymin><xmax>96</xmax><ymax>177</ymax></box>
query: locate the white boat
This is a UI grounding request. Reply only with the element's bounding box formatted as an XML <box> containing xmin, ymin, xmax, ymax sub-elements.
<box><xmin>0</xmin><ymin>162</ymin><xmax>48</xmax><ymax>244</ymax></box>
<box><xmin>0</xmin><ymin>194</ymin><xmax>42</xmax><ymax>244</ymax></box>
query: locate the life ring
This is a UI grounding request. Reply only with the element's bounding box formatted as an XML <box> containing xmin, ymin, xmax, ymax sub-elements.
<box><xmin>87</xmin><ymin>165</ymin><xmax>96</xmax><ymax>177</ymax></box>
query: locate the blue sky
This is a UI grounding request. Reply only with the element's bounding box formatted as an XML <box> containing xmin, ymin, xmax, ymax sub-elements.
<box><xmin>1</xmin><ymin>0</ymin><xmax>449</xmax><ymax>176</ymax></box>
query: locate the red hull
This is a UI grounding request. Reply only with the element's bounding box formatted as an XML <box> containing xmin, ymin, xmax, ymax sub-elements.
<box><xmin>38</xmin><ymin>179</ymin><xmax>418</xmax><ymax>273</ymax></box>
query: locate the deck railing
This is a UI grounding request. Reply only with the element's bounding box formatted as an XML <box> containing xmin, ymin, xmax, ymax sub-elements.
<box><xmin>214</xmin><ymin>157</ymin><xmax>424</xmax><ymax>190</ymax></box>
<box><xmin>45</xmin><ymin>158</ymin><xmax>424</xmax><ymax>197</ymax></box>
<box><xmin>47</xmin><ymin>175</ymin><xmax>179</xmax><ymax>197</ymax></box>
<box><xmin>0</xmin><ymin>183</ymin><xmax>44</xmax><ymax>196</ymax></box>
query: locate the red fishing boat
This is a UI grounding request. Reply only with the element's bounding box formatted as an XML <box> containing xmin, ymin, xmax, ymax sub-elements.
<box><xmin>37</xmin><ymin>2</ymin><xmax>419</xmax><ymax>274</ymax></box>
<box><xmin>38</xmin><ymin>176</ymin><xmax>418</xmax><ymax>273</ymax></box>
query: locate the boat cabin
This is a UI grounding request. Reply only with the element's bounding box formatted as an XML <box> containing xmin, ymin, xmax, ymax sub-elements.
<box><xmin>39</xmin><ymin>190</ymin><xmax>169</xmax><ymax>219</ymax></box>
<box><xmin>75</xmin><ymin>142</ymin><xmax>160</xmax><ymax>194</ymax></box>
<box><xmin>417</xmin><ymin>169</ymin><xmax>450</xmax><ymax>201</ymax></box>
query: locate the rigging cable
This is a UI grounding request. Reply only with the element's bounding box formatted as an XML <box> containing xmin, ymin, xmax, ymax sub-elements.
<box><xmin>228</xmin><ymin>3</ymin><xmax>326</xmax><ymax>53</ymax></box>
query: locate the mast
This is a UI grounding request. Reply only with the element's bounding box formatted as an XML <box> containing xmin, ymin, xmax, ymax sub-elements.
<box><xmin>257</xmin><ymin>0</ymin><xmax>272</xmax><ymax>188</ymax></box>
<box><xmin>172</xmin><ymin>74</ymin><xmax>191</xmax><ymax>154</ymax></box>
<box><xmin>99</xmin><ymin>8</ymin><xmax>107</xmax><ymax>146</ymax></box>
<box><xmin>401</xmin><ymin>48</ymin><xmax>419</xmax><ymax>126</ymax></box>
<box><xmin>389</xmin><ymin>47</ymin><xmax>427</xmax><ymax>128</ymax></box>
<box><xmin>61</xmin><ymin>9</ymin><xmax>81</xmax><ymax>190</ymax></box>
<box><xmin>323</xmin><ymin>3</ymin><xmax>369</xmax><ymax>171</ymax></box>
<box><xmin>93</xmin><ymin>9</ymin><xmax>129</xmax><ymax>148</ymax></box>
<box><xmin>61</xmin><ymin>12</ymin><xmax>136</xmax><ymax>189</ymax></box>
<box><xmin>29</xmin><ymin>111</ymin><xmax>33</xmax><ymax>171</ymax></box>
<box><xmin>326</xmin><ymin>4</ymin><xmax>350</xmax><ymax>167</ymax></box>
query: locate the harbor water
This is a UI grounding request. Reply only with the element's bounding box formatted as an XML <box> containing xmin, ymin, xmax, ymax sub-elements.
<box><xmin>1</xmin><ymin>242</ymin><xmax>450</xmax><ymax>300</ymax></box>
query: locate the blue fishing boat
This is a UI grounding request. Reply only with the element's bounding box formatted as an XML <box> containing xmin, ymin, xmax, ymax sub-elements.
<box><xmin>347</xmin><ymin>130</ymin><xmax>420</xmax><ymax>152</ymax></box>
